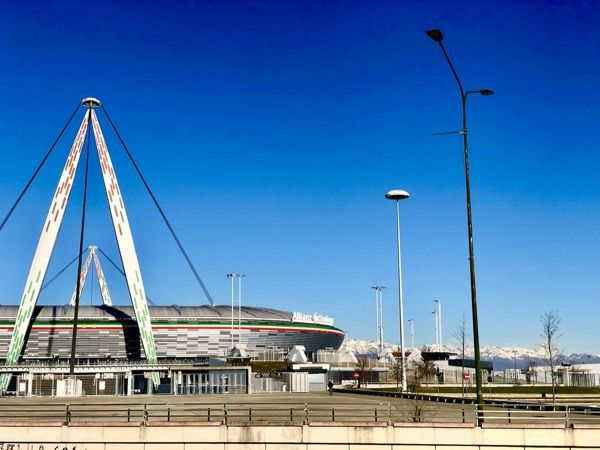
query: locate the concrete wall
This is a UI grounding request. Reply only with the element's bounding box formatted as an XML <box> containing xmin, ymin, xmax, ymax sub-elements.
<box><xmin>0</xmin><ymin>422</ymin><xmax>598</xmax><ymax>449</ymax></box>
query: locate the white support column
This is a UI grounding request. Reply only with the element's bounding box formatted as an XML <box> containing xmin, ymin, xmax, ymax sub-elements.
<box><xmin>91</xmin><ymin>110</ymin><xmax>159</xmax><ymax>388</ymax></box>
<box><xmin>127</xmin><ymin>372</ymin><xmax>133</xmax><ymax>396</ymax></box>
<box><xmin>27</xmin><ymin>373</ymin><xmax>33</xmax><ymax>397</ymax></box>
<box><xmin>0</xmin><ymin>112</ymin><xmax>90</xmax><ymax>393</ymax></box>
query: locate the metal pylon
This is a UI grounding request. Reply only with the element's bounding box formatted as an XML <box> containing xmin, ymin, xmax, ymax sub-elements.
<box><xmin>69</xmin><ymin>246</ymin><xmax>112</xmax><ymax>307</ymax></box>
<box><xmin>1</xmin><ymin>98</ymin><xmax>160</xmax><ymax>392</ymax></box>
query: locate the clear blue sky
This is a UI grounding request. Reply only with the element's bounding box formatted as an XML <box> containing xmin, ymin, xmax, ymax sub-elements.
<box><xmin>1</xmin><ymin>1</ymin><xmax>599</xmax><ymax>353</ymax></box>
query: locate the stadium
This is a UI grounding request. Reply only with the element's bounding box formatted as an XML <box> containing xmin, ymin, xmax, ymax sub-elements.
<box><xmin>0</xmin><ymin>99</ymin><xmax>346</xmax><ymax>396</ymax></box>
<box><xmin>0</xmin><ymin>303</ymin><xmax>344</xmax><ymax>396</ymax></box>
<box><xmin>0</xmin><ymin>305</ymin><xmax>344</xmax><ymax>361</ymax></box>
<box><xmin>0</xmin><ymin>97</ymin><xmax>344</xmax><ymax>395</ymax></box>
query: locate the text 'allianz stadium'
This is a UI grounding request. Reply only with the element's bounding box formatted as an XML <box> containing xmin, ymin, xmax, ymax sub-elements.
<box><xmin>0</xmin><ymin>305</ymin><xmax>345</xmax><ymax>361</ymax></box>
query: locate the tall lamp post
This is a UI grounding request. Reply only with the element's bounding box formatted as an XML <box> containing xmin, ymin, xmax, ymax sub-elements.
<box><xmin>408</xmin><ymin>318</ymin><xmax>415</xmax><ymax>351</ymax></box>
<box><xmin>385</xmin><ymin>189</ymin><xmax>409</xmax><ymax>392</ymax></box>
<box><xmin>426</xmin><ymin>28</ymin><xmax>494</xmax><ymax>412</ymax></box>
<box><xmin>371</xmin><ymin>286</ymin><xmax>386</xmax><ymax>356</ymax></box>
<box><xmin>227</xmin><ymin>273</ymin><xmax>246</xmax><ymax>349</ymax></box>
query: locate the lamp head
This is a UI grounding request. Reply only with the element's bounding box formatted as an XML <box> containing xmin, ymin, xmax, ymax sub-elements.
<box><xmin>385</xmin><ymin>189</ymin><xmax>410</xmax><ymax>201</ymax></box>
<box><xmin>81</xmin><ymin>97</ymin><xmax>101</xmax><ymax>108</ymax></box>
<box><xmin>479</xmin><ymin>89</ymin><xmax>495</xmax><ymax>96</ymax></box>
<box><xmin>425</xmin><ymin>29</ymin><xmax>443</xmax><ymax>42</ymax></box>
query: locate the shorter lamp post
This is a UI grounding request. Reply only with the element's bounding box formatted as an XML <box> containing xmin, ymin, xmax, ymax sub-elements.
<box><xmin>385</xmin><ymin>189</ymin><xmax>409</xmax><ymax>392</ymax></box>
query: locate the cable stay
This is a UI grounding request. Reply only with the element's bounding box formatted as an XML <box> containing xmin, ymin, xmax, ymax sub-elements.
<box><xmin>69</xmin><ymin>109</ymin><xmax>92</xmax><ymax>375</ymax></box>
<box><xmin>41</xmin><ymin>248</ymin><xmax>89</xmax><ymax>292</ymax></box>
<box><xmin>96</xmin><ymin>247</ymin><xmax>156</xmax><ymax>306</ymax></box>
<box><xmin>40</xmin><ymin>246</ymin><xmax>157</xmax><ymax>307</ymax></box>
<box><xmin>0</xmin><ymin>103</ymin><xmax>81</xmax><ymax>233</ymax></box>
<box><xmin>100</xmin><ymin>105</ymin><xmax>215</xmax><ymax>306</ymax></box>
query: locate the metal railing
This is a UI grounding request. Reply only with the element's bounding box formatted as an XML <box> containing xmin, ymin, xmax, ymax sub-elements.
<box><xmin>0</xmin><ymin>401</ymin><xmax>598</xmax><ymax>426</ymax></box>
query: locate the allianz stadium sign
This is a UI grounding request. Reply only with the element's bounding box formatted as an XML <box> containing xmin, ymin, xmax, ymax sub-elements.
<box><xmin>292</xmin><ymin>312</ymin><xmax>334</xmax><ymax>327</ymax></box>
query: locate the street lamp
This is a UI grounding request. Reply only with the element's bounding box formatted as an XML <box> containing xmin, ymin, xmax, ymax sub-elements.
<box><xmin>371</xmin><ymin>286</ymin><xmax>386</xmax><ymax>356</ymax></box>
<box><xmin>434</xmin><ymin>299</ymin><xmax>442</xmax><ymax>351</ymax></box>
<box><xmin>426</xmin><ymin>28</ymin><xmax>494</xmax><ymax>412</ymax></box>
<box><xmin>408</xmin><ymin>318</ymin><xmax>415</xmax><ymax>351</ymax></box>
<box><xmin>227</xmin><ymin>273</ymin><xmax>246</xmax><ymax>349</ymax></box>
<box><xmin>385</xmin><ymin>189</ymin><xmax>409</xmax><ymax>392</ymax></box>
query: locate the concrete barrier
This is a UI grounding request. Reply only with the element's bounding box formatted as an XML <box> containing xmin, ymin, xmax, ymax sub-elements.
<box><xmin>0</xmin><ymin>421</ymin><xmax>599</xmax><ymax>449</ymax></box>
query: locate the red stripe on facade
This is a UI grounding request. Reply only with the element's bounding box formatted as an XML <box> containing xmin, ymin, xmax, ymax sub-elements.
<box><xmin>0</xmin><ymin>325</ymin><xmax>344</xmax><ymax>336</ymax></box>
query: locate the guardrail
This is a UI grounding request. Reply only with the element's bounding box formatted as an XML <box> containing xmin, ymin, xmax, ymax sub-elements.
<box><xmin>0</xmin><ymin>401</ymin><xmax>598</xmax><ymax>426</ymax></box>
<box><xmin>339</xmin><ymin>387</ymin><xmax>600</xmax><ymax>413</ymax></box>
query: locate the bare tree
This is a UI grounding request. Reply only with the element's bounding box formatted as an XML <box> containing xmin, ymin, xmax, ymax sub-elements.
<box><xmin>527</xmin><ymin>359</ymin><xmax>538</xmax><ymax>385</ymax></box>
<box><xmin>410</xmin><ymin>355</ymin><xmax>437</xmax><ymax>390</ymax></box>
<box><xmin>389</xmin><ymin>347</ymin><xmax>403</xmax><ymax>391</ymax></box>
<box><xmin>451</xmin><ymin>314</ymin><xmax>469</xmax><ymax>397</ymax></box>
<box><xmin>392</xmin><ymin>355</ymin><xmax>437</xmax><ymax>422</ymax></box>
<box><xmin>398</xmin><ymin>396</ymin><xmax>436</xmax><ymax>422</ymax></box>
<box><xmin>355</xmin><ymin>356</ymin><xmax>372</xmax><ymax>388</ymax></box>
<box><xmin>539</xmin><ymin>310</ymin><xmax>564</xmax><ymax>403</ymax></box>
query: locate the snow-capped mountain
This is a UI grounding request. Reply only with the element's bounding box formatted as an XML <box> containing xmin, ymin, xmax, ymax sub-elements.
<box><xmin>341</xmin><ymin>338</ymin><xmax>600</xmax><ymax>370</ymax></box>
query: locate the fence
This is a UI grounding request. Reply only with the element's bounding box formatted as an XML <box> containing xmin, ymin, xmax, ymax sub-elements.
<box><xmin>251</xmin><ymin>377</ymin><xmax>288</xmax><ymax>393</ymax></box>
<box><xmin>0</xmin><ymin>400</ymin><xmax>599</xmax><ymax>427</ymax></box>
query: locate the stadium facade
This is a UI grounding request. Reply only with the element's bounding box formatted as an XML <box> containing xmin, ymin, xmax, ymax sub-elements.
<box><xmin>0</xmin><ymin>305</ymin><xmax>345</xmax><ymax>361</ymax></box>
<box><xmin>0</xmin><ymin>304</ymin><xmax>344</xmax><ymax>396</ymax></box>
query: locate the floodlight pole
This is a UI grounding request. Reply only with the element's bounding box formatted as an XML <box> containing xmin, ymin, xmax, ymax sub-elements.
<box><xmin>227</xmin><ymin>273</ymin><xmax>246</xmax><ymax>349</ymax></box>
<box><xmin>385</xmin><ymin>189</ymin><xmax>410</xmax><ymax>392</ymax></box>
<box><xmin>426</xmin><ymin>29</ymin><xmax>494</xmax><ymax>417</ymax></box>
<box><xmin>371</xmin><ymin>286</ymin><xmax>386</xmax><ymax>356</ymax></box>
<box><xmin>227</xmin><ymin>273</ymin><xmax>235</xmax><ymax>349</ymax></box>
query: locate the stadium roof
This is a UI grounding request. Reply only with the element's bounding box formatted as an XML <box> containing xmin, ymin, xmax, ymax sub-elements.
<box><xmin>0</xmin><ymin>305</ymin><xmax>294</xmax><ymax>322</ymax></box>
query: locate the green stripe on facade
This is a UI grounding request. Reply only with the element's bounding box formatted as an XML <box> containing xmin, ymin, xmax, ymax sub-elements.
<box><xmin>0</xmin><ymin>319</ymin><xmax>343</xmax><ymax>334</ymax></box>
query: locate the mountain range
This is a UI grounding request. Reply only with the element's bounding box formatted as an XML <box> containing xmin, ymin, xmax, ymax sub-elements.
<box><xmin>342</xmin><ymin>338</ymin><xmax>600</xmax><ymax>371</ymax></box>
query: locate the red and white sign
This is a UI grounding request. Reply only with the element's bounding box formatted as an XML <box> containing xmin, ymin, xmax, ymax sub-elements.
<box><xmin>464</xmin><ymin>372</ymin><xmax>470</xmax><ymax>381</ymax></box>
<box><xmin>353</xmin><ymin>371</ymin><xmax>360</xmax><ymax>380</ymax></box>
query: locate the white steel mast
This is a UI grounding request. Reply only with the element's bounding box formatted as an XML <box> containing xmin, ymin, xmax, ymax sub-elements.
<box><xmin>69</xmin><ymin>246</ymin><xmax>112</xmax><ymax>307</ymax></box>
<box><xmin>1</xmin><ymin>99</ymin><xmax>161</xmax><ymax>392</ymax></box>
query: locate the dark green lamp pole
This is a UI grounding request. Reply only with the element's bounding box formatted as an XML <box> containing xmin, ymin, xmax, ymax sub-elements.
<box><xmin>425</xmin><ymin>29</ymin><xmax>494</xmax><ymax>422</ymax></box>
